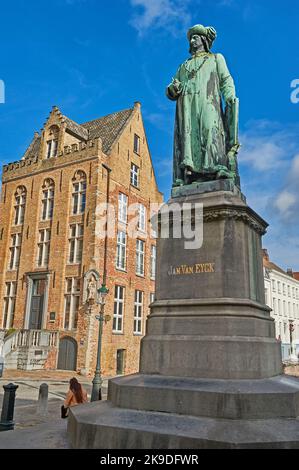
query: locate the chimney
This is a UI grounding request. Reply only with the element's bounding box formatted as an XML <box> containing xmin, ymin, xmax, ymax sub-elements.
<box><xmin>287</xmin><ymin>268</ymin><xmax>294</xmax><ymax>277</ymax></box>
<box><xmin>262</xmin><ymin>249</ymin><xmax>269</xmax><ymax>261</ymax></box>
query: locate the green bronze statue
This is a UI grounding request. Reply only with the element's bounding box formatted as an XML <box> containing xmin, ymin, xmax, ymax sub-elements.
<box><xmin>167</xmin><ymin>24</ymin><xmax>241</xmax><ymax>187</ymax></box>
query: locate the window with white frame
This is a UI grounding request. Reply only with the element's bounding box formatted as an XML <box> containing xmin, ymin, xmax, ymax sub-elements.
<box><xmin>41</xmin><ymin>179</ymin><xmax>55</xmax><ymax>221</ymax></box>
<box><xmin>37</xmin><ymin>229</ymin><xmax>51</xmax><ymax>267</ymax></box>
<box><xmin>116</xmin><ymin>231</ymin><xmax>127</xmax><ymax>270</ymax></box>
<box><xmin>134</xmin><ymin>134</ymin><xmax>140</xmax><ymax>155</ymax></box>
<box><xmin>72</xmin><ymin>173</ymin><xmax>87</xmax><ymax>215</ymax></box>
<box><xmin>136</xmin><ymin>239</ymin><xmax>145</xmax><ymax>276</ymax></box>
<box><xmin>134</xmin><ymin>290</ymin><xmax>143</xmax><ymax>335</ymax></box>
<box><xmin>272</xmin><ymin>280</ymin><xmax>276</xmax><ymax>291</ymax></box>
<box><xmin>130</xmin><ymin>163</ymin><xmax>139</xmax><ymax>188</ymax></box>
<box><xmin>9</xmin><ymin>234</ymin><xmax>22</xmax><ymax>270</ymax></box>
<box><xmin>2</xmin><ymin>282</ymin><xmax>16</xmax><ymax>329</ymax></box>
<box><xmin>113</xmin><ymin>285</ymin><xmax>125</xmax><ymax>333</ymax></box>
<box><xmin>69</xmin><ymin>224</ymin><xmax>84</xmax><ymax>264</ymax></box>
<box><xmin>138</xmin><ymin>204</ymin><xmax>146</xmax><ymax>232</ymax></box>
<box><xmin>150</xmin><ymin>245</ymin><xmax>156</xmax><ymax>280</ymax></box>
<box><xmin>118</xmin><ymin>193</ymin><xmax>128</xmax><ymax>224</ymax></box>
<box><xmin>64</xmin><ymin>278</ymin><xmax>80</xmax><ymax>330</ymax></box>
<box><xmin>46</xmin><ymin>139</ymin><xmax>58</xmax><ymax>159</ymax></box>
<box><xmin>14</xmin><ymin>186</ymin><xmax>26</xmax><ymax>226</ymax></box>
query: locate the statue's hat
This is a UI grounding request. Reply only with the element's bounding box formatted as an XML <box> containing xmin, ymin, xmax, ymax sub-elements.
<box><xmin>187</xmin><ymin>24</ymin><xmax>217</xmax><ymax>49</ymax></box>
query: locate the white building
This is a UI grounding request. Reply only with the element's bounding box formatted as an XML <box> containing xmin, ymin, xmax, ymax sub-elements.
<box><xmin>263</xmin><ymin>249</ymin><xmax>299</xmax><ymax>361</ymax></box>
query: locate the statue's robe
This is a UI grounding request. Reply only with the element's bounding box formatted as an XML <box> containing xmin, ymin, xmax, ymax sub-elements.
<box><xmin>167</xmin><ymin>53</ymin><xmax>236</xmax><ymax>183</ymax></box>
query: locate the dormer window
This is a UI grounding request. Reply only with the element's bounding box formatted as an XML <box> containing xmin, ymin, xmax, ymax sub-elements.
<box><xmin>47</xmin><ymin>140</ymin><xmax>58</xmax><ymax>159</ymax></box>
<box><xmin>46</xmin><ymin>125</ymin><xmax>59</xmax><ymax>159</ymax></box>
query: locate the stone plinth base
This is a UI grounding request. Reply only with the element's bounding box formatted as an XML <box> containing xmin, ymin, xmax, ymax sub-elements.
<box><xmin>68</xmin><ymin>373</ymin><xmax>299</xmax><ymax>449</ymax></box>
<box><xmin>68</xmin><ymin>376</ymin><xmax>299</xmax><ymax>449</ymax></box>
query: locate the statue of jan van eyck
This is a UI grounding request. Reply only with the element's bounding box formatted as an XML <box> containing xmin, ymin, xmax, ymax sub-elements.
<box><xmin>167</xmin><ymin>24</ymin><xmax>241</xmax><ymax>188</ymax></box>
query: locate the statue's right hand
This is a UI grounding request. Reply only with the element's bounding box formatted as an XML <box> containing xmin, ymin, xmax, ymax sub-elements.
<box><xmin>172</xmin><ymin>79</ymin><xmax>182</xmax><ymax>94</ymax></box>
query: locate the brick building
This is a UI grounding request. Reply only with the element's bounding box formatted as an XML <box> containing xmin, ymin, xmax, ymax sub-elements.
<box><xmin>0</xmin><ymin>102</ymin><xmax>163</xmax><ymax>376</ymax></box>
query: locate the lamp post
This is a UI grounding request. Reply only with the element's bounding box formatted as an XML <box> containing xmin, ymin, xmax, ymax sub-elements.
<box><xmin>288</xmin><ymin>320</ymin><xmax>298</xmax><ymax>363</ymax></box>
<box><xmin>91</xmin><ymin>284</ymin><xmax>110</xmax><ymax>402</ymax></box>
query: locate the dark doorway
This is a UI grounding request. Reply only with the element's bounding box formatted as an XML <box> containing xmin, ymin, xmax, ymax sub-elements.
<box><xmin>29</xmin><ymin>279</ymin><xmax>46</xmax><ymax>330</ymax></box>
<box><xmin>57</xmin><ymin>337</ymin><xmax>78</xmax><ymax>371</ymax></box>
<box><xmin>116</xmin><ymin>349</ymin><xmax>126</xmax><ymax>375</ymax></box>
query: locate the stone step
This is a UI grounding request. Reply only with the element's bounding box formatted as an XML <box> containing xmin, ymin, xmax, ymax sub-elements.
<box><xmin>108</xmin><ymin>373</ymin><xmax>299</xmax><ymax>420</ymax></box>
<box><xmin>68</xmin><ymin>400</ymin><xmax>299</xmax><ymax>449</ymax></box>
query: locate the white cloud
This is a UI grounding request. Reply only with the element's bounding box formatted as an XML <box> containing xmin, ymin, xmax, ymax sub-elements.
<box><xmin>239</xmin><ymin>120</ymin><xmax>299</xmax><ymax>172</ymax></box>
<box><xmin>129</xmin><ymin>0</ymin><xmax>192</xmax><ymax>36</ymax></box>
<box><xmin>274</xmin><ymin>190</ymin><xmax>297</xmax><ymax>217</ymax></box>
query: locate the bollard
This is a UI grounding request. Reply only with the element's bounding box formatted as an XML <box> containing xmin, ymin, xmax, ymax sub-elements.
<box><xmin>0</xmin><ymin>383</ymin><xmax>18</xmax><ymax>431</ymax></box>
<box><xmin>0</xmin><ymin>357</ymin><xmax>4</xmax><ymax>378</ymax></box>
<box><xmin>36</xmin><ymin>383</ymin><xmax>48</xmax><ymax>416</ymax></box>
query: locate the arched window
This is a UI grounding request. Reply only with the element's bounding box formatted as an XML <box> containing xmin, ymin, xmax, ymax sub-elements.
<box><xmin>14</xmin><ymin>186</ymin><xmax>27</xmax><ymax>226</ymax></box>
<box><xmin>46</xmin><ymin>125</ymin><xmax>59</xmax><ymax>159</ymax></box>
<box><xmin>41</xmin><ymin>179</ymin><xmax>55</xmax><ymax>221</ymax></box>
<box><xmin>72</xmin><ymin>171</ymin><xmax>87</xmax><ymax>215</ymax></box>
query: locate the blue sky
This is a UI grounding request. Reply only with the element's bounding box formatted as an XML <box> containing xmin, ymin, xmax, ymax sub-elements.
<box><xmin>0</xmin><ymin>0</ymin><xmax>299</xmax><ymax>269</ymax></box>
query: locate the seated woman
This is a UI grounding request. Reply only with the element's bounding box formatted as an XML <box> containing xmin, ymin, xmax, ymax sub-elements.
<box><xmin>63</xmin><ymin>377</ymin><xmax>88</xmax><ymax>413</ymax></box>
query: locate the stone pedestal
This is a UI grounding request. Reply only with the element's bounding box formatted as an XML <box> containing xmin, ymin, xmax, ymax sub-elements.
<box><xmin>68</xmin><ymin>182</ymin><xmax>299</xmax><ymax>449</ymax></box>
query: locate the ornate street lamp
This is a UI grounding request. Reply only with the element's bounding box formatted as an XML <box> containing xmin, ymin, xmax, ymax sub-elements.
<box><xmin>91</xmin><ymin>284</ymin><xmax>110</xmax><ymax>402</ymax></box>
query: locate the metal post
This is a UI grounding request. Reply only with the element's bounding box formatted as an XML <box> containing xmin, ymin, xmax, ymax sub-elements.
<box><xmin>91</xmin><ymin>304</ymin><xmax>105</xmax><ymax>402</ymax></box>
<box><xmin>0</xmin><ymin>383</ymin><xmax>18</xmax><ymax>431</ymax></box>
<box><xmin>290</xmin><ymin>323</ymin><xmax>294</xmax><ymax>355</ymax></box>
<box><xmin>288</xmin><ymin>320</ymin><xmax>298</xmax><ymax>363</ymax></box>
<box><xmin>0</xmin><ymin>357</ymin><xmax>4</xmax><ymax>378</ymax></box>
<box><xmin>36</xmin><ymin>383</ymin><xmax>48</xmax><ymax>416</ymax></box>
